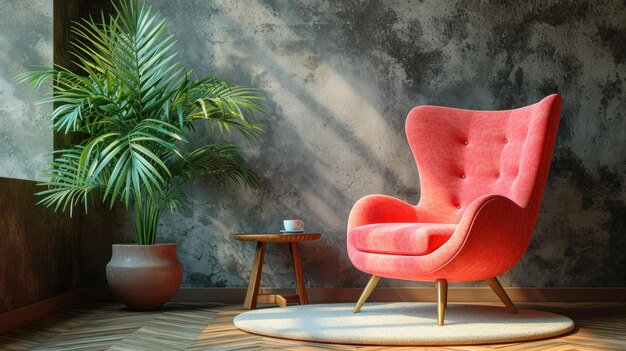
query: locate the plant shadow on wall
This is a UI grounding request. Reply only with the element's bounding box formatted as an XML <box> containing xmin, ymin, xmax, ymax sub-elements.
<box><xmin>171</xmin><ymin>5</ymin><xmax>423</xmax><ymax>289</ymax></box>
<box><xmin>16</xmin><ymin>0</ymin><xmax>265</xmax><ymax>309</ymax></box>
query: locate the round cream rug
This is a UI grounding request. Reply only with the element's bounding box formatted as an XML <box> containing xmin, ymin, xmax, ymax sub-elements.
<box><xmin>234</xmin><ymin>303</ymin><xmax>574</xmax><ymax>346</ymax></box>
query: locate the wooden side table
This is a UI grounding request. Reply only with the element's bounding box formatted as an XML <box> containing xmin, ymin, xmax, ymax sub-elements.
<box><xmin>234</xmin><ymin>233</ymin><xmax>321</xmax><ymax>309</ymax></box>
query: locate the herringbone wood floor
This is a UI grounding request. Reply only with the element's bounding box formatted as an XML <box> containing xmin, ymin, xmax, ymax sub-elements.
<box><xmin>0</xmin><ymin>302</ymin><xmax>624</xmax><ymax>350</ymax></box>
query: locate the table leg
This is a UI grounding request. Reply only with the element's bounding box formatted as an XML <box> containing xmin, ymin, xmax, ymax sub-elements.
<box><xmin>289</xmin><ymin>242</ymin><xmax>308</xmax><ymax>305</ymax></box>
<box><xmin>244</xmin><ymin>242</ymin><xmax>266</xmax><ymax>309</ymax></box>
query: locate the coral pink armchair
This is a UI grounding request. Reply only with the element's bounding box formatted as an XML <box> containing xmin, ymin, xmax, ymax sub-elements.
<box><xmin>347</xmin><ymin>94</ymin><xmax>562</xmax><ymax>325</ymax></box>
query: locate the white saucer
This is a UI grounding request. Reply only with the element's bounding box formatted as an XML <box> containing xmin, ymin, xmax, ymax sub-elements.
<box><xmin>280</xmin><ymin>229</ymin><xmax>305</xmax><ymax>233</ymax></box>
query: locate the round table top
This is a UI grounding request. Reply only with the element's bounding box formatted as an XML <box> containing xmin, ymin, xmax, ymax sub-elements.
<box><xmin>233</xmin><ymin>233</ymin><xmax>321</xmax><ymax>242</ymax></box>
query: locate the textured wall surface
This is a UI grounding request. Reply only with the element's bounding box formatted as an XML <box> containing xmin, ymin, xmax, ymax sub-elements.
<box><xmin>99</xmin><ymin>0</ymin><xmax>625</xmax><ymax>289</ymax></box>
<box><xmin>0</xmin><ymin>1</ymin><xmax>52</xmax><ymax>181</ymax></box>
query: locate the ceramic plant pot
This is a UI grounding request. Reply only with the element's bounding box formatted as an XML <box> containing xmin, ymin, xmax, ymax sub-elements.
<box><xmin>106</xmin><ymin>244</ymin><xmax>183</xmax><ymax>310</ymax></box>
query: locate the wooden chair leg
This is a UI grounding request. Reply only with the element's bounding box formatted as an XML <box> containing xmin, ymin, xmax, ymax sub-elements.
<box><xmin>353</xmin><ymin>275</ymin><xmax>381</xmax><ymax>313</ymax></box>
<box><xmin>437</xmin><ymin>279</ymin><xmax>448</xmax><ymax>326</ymax></box>
<box><xmin>486</xmin><ymin>277</ymin><xmax>518</xmax><ymax>314</ymax></box>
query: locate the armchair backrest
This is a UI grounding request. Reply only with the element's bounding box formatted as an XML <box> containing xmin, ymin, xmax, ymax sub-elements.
<box><xmin>406</xmin><ymin>94</ymin><xmax>562</xmax><ymax>224</ymax></box>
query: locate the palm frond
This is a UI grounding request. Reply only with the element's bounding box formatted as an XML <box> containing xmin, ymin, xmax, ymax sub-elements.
<box><xmin>18</xmin><ymin>0</ymin><xmax>265</xmax><ymax>244</ymax></box>
<box><xmin>160</xmin><ymin>185</ymin><xmax>188</xmax><ymax>213</ymax></box>
<box><xmin>36</xmin><ymin>147</ymin><xmax>104</xmax><ymax>216</ymax></box>
<box><xmin>172</xmin><ymin>77</ymin><xmax>265</xmax><ymax>144</ymax></box>
<box><xmin>169</xmin><ymin>143</ymin><xmax>259</xmax><ymax>189</ymax></box>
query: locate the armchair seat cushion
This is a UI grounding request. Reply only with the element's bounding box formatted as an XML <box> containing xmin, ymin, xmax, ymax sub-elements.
<box><xmin>349</xmin><ymin>223</ymin><xmax>457</xmax><ymax>256</ymax></box>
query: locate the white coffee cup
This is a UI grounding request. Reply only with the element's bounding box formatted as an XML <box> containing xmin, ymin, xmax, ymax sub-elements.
<box><xmin>283</xmin><ymin>219</ymin><xmax>304</xmax><ymax>231</ymax></box>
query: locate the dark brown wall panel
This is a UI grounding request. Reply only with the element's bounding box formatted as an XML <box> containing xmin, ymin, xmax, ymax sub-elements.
<box><xmin>52</xmin><ymin>0</ymin><xmax>116</xmax><ymax>288</ymax></box>
<box><xmin>53</xmin><ymin>0</ymin><xmax>114</xmax><ymax>149</ymax></box>
<box><xmin>0</xmin><ymin>177</ymin><xmax>79</xmax><ymax>313</ymax></box>
<box><xmin>0</xmin><ymin>1</ymin><xmax>119</xmax><ymax>313</ymax></box>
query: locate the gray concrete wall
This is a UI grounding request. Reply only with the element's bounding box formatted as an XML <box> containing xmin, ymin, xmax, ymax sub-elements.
<box><xmin>0</xmin><ymin>1</ymin><xmax>52</xmax><ymax>181</ymax></box>
<box><xmin>6</xmin><ymin>0</ymin><xmax>623</xmax><ymax>294</ymax></box>
<box><xmin>137</xmin><ymin>0</ymin><xmax>625</xmax><ymax>289</ymax></box>
<box><xmin>66</xmin><ymin>0</ymin><xmax>622</xmax><ymax>289</ymax></box>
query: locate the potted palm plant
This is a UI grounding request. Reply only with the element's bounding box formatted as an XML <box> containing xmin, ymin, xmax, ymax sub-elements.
<box><xmin>17</xmin><ymin>0</ymin><xmax>264</xmax><ymax>310</ymax></box>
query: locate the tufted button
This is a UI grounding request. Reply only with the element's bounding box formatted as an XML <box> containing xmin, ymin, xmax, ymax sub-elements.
<box><xmin>504</xmin><ymin>138</ymin><xmax>508</xmax><ymax>144</ymax></box>
<box><xmin>456</xmin><ymin>204</ymin><xmax>461</xmax><ymax>209</ymax></box>
<box><xmin>497</xmin><ymin>173</ymin><xmax>501</xmax><ymax>178</ymax></box>
<box><xmin>464</xmin><ymin>140</ymin><xmax>469</xmax><ymax>145</ymax></box>
<box><xmin>461</xmin><ymin>174</ymin><xmax>466</xmax><ymax>179</ymax></box>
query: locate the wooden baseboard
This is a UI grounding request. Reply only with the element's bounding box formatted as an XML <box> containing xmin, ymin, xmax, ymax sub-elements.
<box><xmin>0</xmin><ymin>289</ymin><xmax>84</xmax><ymax>333</ymax></box>
<box><xmin>84</xmin><ymin>286</ymin><xmax>626</xmax><ymax>303</ymax></box>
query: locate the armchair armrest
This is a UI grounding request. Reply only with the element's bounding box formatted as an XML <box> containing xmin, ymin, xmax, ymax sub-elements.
<box><xmin>347</xmin><ymin>195</ymin><xmax>419</xmax><ymax>231</ymax></box>
<box><xmin>435</xmin><ymin>194</ymin><xmax>532</xmax><ymax>280</ymax></box>
<box><xmin>458</xmin><ymin>194</ymin><xmax>526</xmax><ymax>232</ymax></box>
